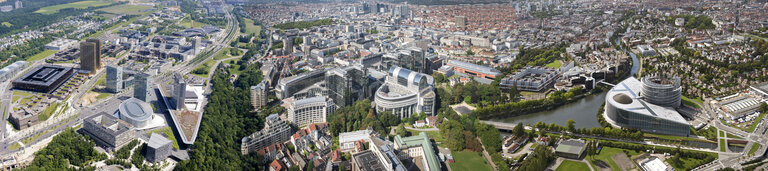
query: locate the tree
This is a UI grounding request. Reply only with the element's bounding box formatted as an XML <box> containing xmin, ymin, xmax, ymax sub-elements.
<box><xmin>396</xmin><ymin>124</ymin><xmax>410</xmax><ymax>137</ymax></box>
<box><xmin>440</xmin><ymin>120</ymin><xmax>466</xmax><ymax>151</ymax></box>
<box><xmin>566</xmin><ymin>119</ymin><xmax>576</xmax><ymax>132</ymax></box>
<box><xmin>513</xmin><ymin>122</ymin><xmax>525</xmax><ymax>137</ymax></box>
<box><xmin>466</xmin><ymin>49</ymin><xmax>475</xmax><ymax>56</ymax></box>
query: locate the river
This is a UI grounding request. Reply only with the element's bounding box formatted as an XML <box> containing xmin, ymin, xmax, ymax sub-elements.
<box><xmin>487</xmin><ymin>43</ymin><xmax>640</xmax><ymax>129</ymax></box>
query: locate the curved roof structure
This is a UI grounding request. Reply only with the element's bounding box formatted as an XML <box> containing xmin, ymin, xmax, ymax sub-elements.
<box><xmin>606</xmin><ymin>77</ymin><xmax>688</xmax><ymax>125</ymax></box>
<box><xmin>119</xmin><ymin>97</ymin><xmax>153</xmax><ymax>128</ymax></box>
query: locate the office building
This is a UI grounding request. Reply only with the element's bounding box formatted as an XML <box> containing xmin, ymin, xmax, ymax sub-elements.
<box><xmin>14</xmin><ymin>0</ymin><xmax>21</xmax><ymax>9</ymax></box>
<box><xmin>80</xmin><ymin>41</ymin><xmax>99</xmax><ymax>74</ymax></box>
<box><xmin>134</xmin><ymin>73</ymin><xmax>153</xmax><ymax>102</ymax></box>
<box><xmin>326</xmin><ymin>64</ymin><xmax>369</xmax><ymax>107</ymax></box>
<box><xmin>118</xmin><ymin>97</ymin><xmax>154</xmax><ymax>129</ymax></box>
<box><xmin>11</xmin><ymin>65</ymin><xmax>75</xmax><ymax>93</ymax></box>
<box><xmin>374</xmin><ymin>67</ymin><xmax>435</xmax><ymax>118</ymax></box>
<box><xmin>82</xmin><ymin>112</ymin><xmax>136</xmax><ymax>151</ymax></box>
<box><xmin>251</xmin><ymin>80</ymin><xmax>268</xmax><ymax>109</ymax></box>
<box><xmin>0</xmin><ymin>61</ymin><xmax>27</xmax><ymax>81</ymax></box>
<box><xmin>554</xmin><ymin>139</ymin><xmax>587</xmax><ymax>159</ymax></box>
<box><xmin>146</xmin><ymin>133</ymin><xmax>172</xmax><ymax>163</ymax></box>
<box><xmin>455</xmin><ymin>16</ymin><xmax>466</xmax><ymax>29</ymax></box>
<box><xmin>352</xmin><ymin>137</ymin><xmax>407</xmax><ymax>171</ymax></box>
<box><xmin>241</xmin><ymin>114</ymin><xmax>293</xmax><ymax>155</ymax></box>
<box><xmin>191</xmin><ymin>37</ymin><xmax>200</xmax><ymax>55</ymax></box>
<box><xmin>445</xmin><ymin>60</ymin><xmax>502</xmax><ymax>80</ymax></box>
<box><xmin>287</xmin><ymin>96</ymin><xmax>335</xmax><ymax>128</ymax></box>
<box><xmin>381</xmin><ymin>47</ymin><xmax>425</xmax><ymax>73</ymax></box>
<box><xmin>276</xmin><ymin>69</ymin><xmax>327</xmax><ymax>99</ymax></box>
<box><xmin>283</xmin><ymin>37</ymin><xmax>293</xmax><ymax>54</ymax></box>
<box><xmin>604</xmin><ymin>77</ymin><xmax>690</xmax><ymax>136</ymax></box>
<box><xmin>106</xmin><ymin>65</ymin><xmax>123</xmax><ymax>93</ymax></box>
<box><xmin>500</xmin><ymin>66</ymin><xmax>559</xmax><ymax>92</ymax></box>
<box><xmin>339</xmin><ymin>129</ymin><xmax>374</xmax><ymax>152</ymax></box>
<box><xmin>174</xmin><ymin>73</ymin><xmax>187</xmax><ymax>110</ymax></box>
<box><xmin>393</xmin><ymin>132</ymin><xmax>440</xmax><ymax>171</ymax></box>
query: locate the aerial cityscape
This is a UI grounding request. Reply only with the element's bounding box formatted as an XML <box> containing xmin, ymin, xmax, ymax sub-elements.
<box><xmin>0</xmin><ymin>0</ymin><xmax>767</xmax><ymax>171</ymax></box>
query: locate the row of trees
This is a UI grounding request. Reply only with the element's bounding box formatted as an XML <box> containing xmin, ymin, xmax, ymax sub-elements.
<box><xmin>473</xmin><ymin>87</ymin><xmax>585</xmax><ymax>118</ymax></box>
<box><xmin>273</xmin><ymin>18</ymin><xmax>334</xmax><ymax>30</ymax></box>
<box><xmin>174</xmin><ymin>63</ymin><xmax>265</xmax><ymax>170</ymax></box>
<box><xmin>516</xmin><ymin>146</ymin><xmax>556</xmax><ymax>171</ymax></box>
<box><xmin>599</xmin><ymin>140</ymin><xmax>717</xmax><ymax>170</ymax></box>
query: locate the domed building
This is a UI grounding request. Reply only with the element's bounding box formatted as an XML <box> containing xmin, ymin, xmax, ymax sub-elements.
<box><xmin>604</xmin><ymin>77</ymin><xmax>689</xmax><ymax>136</ymax></box>
<box><xmin>119</xmin><ymin>97</ymin><xmax>154</xmax><ymax>128</ymax></box>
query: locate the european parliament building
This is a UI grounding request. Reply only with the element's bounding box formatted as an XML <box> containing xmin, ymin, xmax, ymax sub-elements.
<box><xmin>604</xmin><ymin>77</ymin><xmax>690</xmax><ymax>136</ymax></box>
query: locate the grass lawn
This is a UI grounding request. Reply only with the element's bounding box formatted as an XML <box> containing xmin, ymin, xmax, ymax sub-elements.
<box><xmin>95</xmin><ymin>74</ymin><xmax>106</xmax><ymax>87</ymax></box>
<box><xmin>9</xmin><ymin>142</ymin><xmax>21</xmax><ymax>151</ymax></box>
<box><xmin>746</xmin><ymin>112</ymin><xmax>767</xmax><ymax>133</ymax></box>
<box><xmin>557</xmin><ymin>160</ymin><xmax>590</xmax><ymax>171</ymax></box>
<box><xmin>38</xmin><ymin>102</ymin><xmax>61</xmax><ymax>121</ymax></box>
<box><xmin>748</xmin><ymin>144</ymin><xmax>762</xmax><ymax>156</ymax></box>
<box><xmin>146</xmin><ymin>127</ymin><xmax>180</xmax><ymax>150</ymax></box>
<box><xmin>35</xmin><ymin>0</ymin><xmax>113</xmax><ymax>14</ymax></box>
<box><xmin>1</xmin><ymin>22</ymin><xmax>11</xmax><ymax>27</ymax></box>
<box><xmin>720</xmin><ymin>139</ymin><xmax>726</xmax><ymax>152</ymax></box>
<box><xmin>224</xmin><ymin>59</ymin><xmax>243</xmax><ymax>75</ymax></box>
<box><xmin>213</xmin><ymin>49</ymin><xmax>230</xmax><ymax>60</ymax></box>
<box><xmin>681</xmin><ymin>96</ymin><xmax>701</xmax><ymax>109</ymax></box>
<box><xmin>545</xmin><ymin>60</ymin><xmax>563</xmax><ymax>69</ymax></box>
<box><xmin>242</xmin><ymin>18</ymin><xmax>262</xmax><ymax>35</ymax></box>
<box><xmin>97</xmin><ymin>4</ymin><xmax>152</xmax><ymax>15</ymax></box>
<box><xmin>180</xmin><ymin>18</ymin><xmax>207</xmax><ymax>28</ymax></box>
<box><xmin>449</xmin><ymin>150</ymin><xmax>492</xmax><ymax>171</ymax></box>
<box><xmin>191</xmin><ymin>59</ymin><xmax>217</xmax><ymax>78</ymax></box>
<box><xmin>726</xmin><ymin>133</ymin><xmax>743</xmax><ymax>139</ymax></box>
<box><xmin>671</xmin><ymin>157</ymin><xmax>707</xmax><ymax>171</ymax></box>
<box><xmin>587</xmin><ymin>147</ymin><xmax>640</xmax><ymax>171</ymax></box>
<box><xmin>90</xmin><ymin>90</ymin><xmax>110</xmax><ymax>100</ymax></box>
<box><xmin>27</xmin><ymin>50</ymin><xmax>57</xmax><ymax>62</ymax></box>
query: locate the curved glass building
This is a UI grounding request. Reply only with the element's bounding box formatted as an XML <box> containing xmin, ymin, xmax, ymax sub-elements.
<box><xmin>604</xmin><ymin>77</ymin><xmax>689</xmax><ymax>136</ymax></box>
<box><xmin>374</xmin><ymin>67</ymin><xmax>435</xmax><ymax>118</ymax></box>
<box><xmin>640</xmin><ymin>76</ymin><xmax>682</xmax><ymax>107</ymax></box>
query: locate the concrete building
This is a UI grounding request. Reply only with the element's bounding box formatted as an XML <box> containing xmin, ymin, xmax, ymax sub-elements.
<box><xmin>352</xmin><ymin>137</ymin><xmax>407</xmax><ymax>171</ymax></box>
<box><xmin>146</xmin><ymin>133</ymin><xmax>172</xmax><ymax>163</ymax></box>
<box><xmin>339</xmin><ymin>129</ymin><xmax>374</xmax><ymax>152</ymax></box>
<box><xmin>326</xmin><ymin>64</ymin><xmax>369</xmax><ymax>107</ymax></box>
<box><xmin>374</xmin><ymin>67</ymin><xmax>435</xmax><ymax>118</ymax></box>
<box><xmin>554</xmin><ymin>139</ymin><xmax>587</xmax><ymax>159</ymax></box>
<box><xmin>106</xmin><ymin>65</ymin><xmax>123</xmax><ymax>93</ymax></box>
<box><xmin>716</xmin><ymin>96</ymin><xmax>762</xmax><ymax>119</ymax></box>
<box><xmin>445</xmin><ymin>60</ymin><xmax>502</xmax><ymax>80</ymax></box>
<box><xmin>500</xmin><ymin>66</ymin><xmax>559</xmax><ymax>92</ymax></box>
<box><xmin>82</xmin><ymin>112</ymin><xmax>136</xmax><ymax>151</ymax></box>
<box><xmin>11</xmin><ymin>65</ymin><xmax>75</xmax><ymax>93</ymax></box>
<box><xmin>283</xmin><ymin>37</ymin><xmax>293</xmax><ymax>54</ymax></box>
<box><xmin>241</xmin><ymin>114</ymin><xmax>293</xmax><ymax>155</ymax></box>
<box><xmin>393</xmin><ymin>132</ymin><xmax>441</xmax><ymax>171</ymax></box>
<box><xmin>133</xmin><ymin>73</ymin><xmax>153</xmax><ymax>102</ymax></box>
<box><xmin>637</xmin><ymin>45</ymin><xmax>656</xmax><ymax>56</ymax></box>
<box><xmin>287</xmin><ymin>96</ymin><xmax>335</xmax><ymax>128</ymax></box>
<box><xmin>250</xmin><ymin>80</ymin><xmax>268</xmax><ymax>109</ymax></box>
<box><xmin>118</xmin><ymin>98</ymin><xmax>154</xmax><ymax>129</ymax></box>
<box><xmin>45</xmin><ymin>39</ymin><xmax>78</xmax><ymax>50</ymax></box>
<box><xmin>14</xmin><ymin>0</ymin><xmax>21</xmax><ymax>9</ymax></box>
<box><xmin>604</xmin><ymin>77</ymin><xmax>690</xmax><ymax>136</ymax></box>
